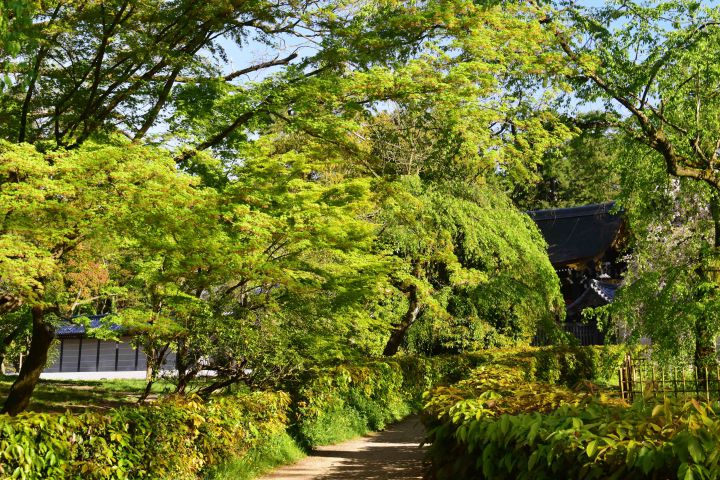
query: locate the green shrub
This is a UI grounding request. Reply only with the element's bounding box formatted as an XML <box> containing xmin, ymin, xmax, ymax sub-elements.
<box><xmin>290</xmin><ymin>354</ymin><xmax>485</xmax><ymax>447</ymax></box>
<box><xmin>0</xmin><ymin>391</ymin><xmax>290</xmax><ymax>479</ymax></box>
<box><xmin>465</xmin><ymin>345</ymin><xmax>626</xmax><ymax>388</ymax></box>
<box><xmin>292</xmin><ymin>361</ymin><xmax>411</xmax><ymax>446</ymax></box>
<box><xmin>205</xmin><ymin>431</ymin><xmax>304</xmax><ymax>480</ymax></box>
<box><xmin>422</xmin><ymin>348</ymin><xmax>720</xmax><ymax>480</ymax></box>
<box><xmin>0</xmin><ymin>353</ymin><xmax>490</xmax><ymax>479</ymax></box>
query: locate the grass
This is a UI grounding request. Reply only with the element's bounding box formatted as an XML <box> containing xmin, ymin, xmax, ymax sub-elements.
<box><xmin>0</xmin><ymin>375</ymin><xmax>174</xmax><ymax>413</ymax></box>
<box><xmin>205</xmin><ymin>431</ymin><xmax>306</xmax><ymax>480</ymax></box>
<box><xmin>295</xmin><ymin>406</ymin><xmax>370</xmax><ymax>447</ymax></box>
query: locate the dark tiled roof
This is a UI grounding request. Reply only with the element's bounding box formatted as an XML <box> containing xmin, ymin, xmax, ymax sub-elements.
<box><xmin>528</xmin><ymin>202</ymin><xmax>623</xmax><ymax>266</ymax></box>
<box><xmin>56</xmin><ymin>315</ymin><xmax>122</xmax><ymax>337</ymax></box>
<box><xmin>565</xmin><ymin>279</ymin><xmax>619</xmax><ymax>318</ymax></box>
<box><xmin>590</xmin><ymin>279</ymin><xmax>618</xmax><ymax>302</ymax></box>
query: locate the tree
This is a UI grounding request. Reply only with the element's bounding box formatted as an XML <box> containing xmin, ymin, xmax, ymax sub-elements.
<box><xmin>376</xmin><ymin>176</ymin><xmax>564</xmax><ymax>355</ymax></box>
<box><xmin>0</xmin><ymin>141</ymin><xmax>206</xmax><ymax>414</ymax></box>
<box><xmin>0</xmin><ymin>0</ymin><xmax>554</xmax><ymax>161</ymax></box>
<box><xmin>601</xmin><ymin>142</ymin><xmax>716</xmax><ymax>365</ymax></box>
<box><xmin>510</xmin><ymin>118</ymin><xmax>621</xmax><ymax>210</ymax></box>
<box><xmin>538</xmin><ymin>0</ymin><xmax>720</xmax><ymax>366</ymax></box>
<box><xmin>0</xmin><ymin>0</ymin><xmax>36</xmax><ymax>84</ymax></box>
<box><xmin>123</xmin><ymin>134</ymin><xmax>392</xmax><ymax>395</ymax></box>
<box><xmin>360</xmin><ymin>104</ymin><xmax>569</xmax><ymax>355</ymax></box>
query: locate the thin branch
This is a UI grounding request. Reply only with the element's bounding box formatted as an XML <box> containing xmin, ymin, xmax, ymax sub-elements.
<box><xmin>224</xmin><ymin>52</ymin><xmax>299</xmax><ymax>81</ymax></box>
<box><xmin>133</xmin><ymin>66</ymin><xmax>182</xmax><ymax>141</ymax></box>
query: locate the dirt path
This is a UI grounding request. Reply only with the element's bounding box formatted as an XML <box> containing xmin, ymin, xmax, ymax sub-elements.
<box><xmin>259</xmin><ymin>417</ymin><xmax>427</xmax><ymax>480</ymax></box>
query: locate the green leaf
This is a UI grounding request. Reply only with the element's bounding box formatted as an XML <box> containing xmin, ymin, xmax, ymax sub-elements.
<box><xmin>586</xmin><ymin>440</ymin><xmax>598</xmax><ymax>458</ymax></box>
<box><xmin>687</xmin><ymin>437</ymin><xmax>704</xmax><ymax>463</ymax></box>
<box><xmin>678</xmin><ymin>462</ymin><xmax>694</xmax><ymax>480</ymax></box>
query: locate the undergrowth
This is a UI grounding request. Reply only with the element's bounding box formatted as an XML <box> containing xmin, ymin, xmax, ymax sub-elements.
<box><xmin>205</xmin><ymin>432</ymin><xmax>305</xmax><ymax>480</ymax></box>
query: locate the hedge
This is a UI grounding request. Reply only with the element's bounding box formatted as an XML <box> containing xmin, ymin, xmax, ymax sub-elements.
<box><xmin>0</xmin><ymin>354</ymin><xmax>479</xmax><ymax>479</ymax></box>
<box><xmin>422</xmin><ymin>347</ymin><xmax>720</xmax><ymax>480</ymax></box>
<box><xmin>0</xmin><ymin>391</ymin><xmax>290</xmax><ymax>480</ymax></box>
<box><xmin>289</xmin><ymin>354</ymin><xmax>482</xmax><ymax>447</ymax></box>
<box><xmin>0</xmin><ymin>348</ymin><xmax>626</xmax><ymax>479</ymax></box>
<box><xmin>288</xmin><ymin>346</ymin><xmax>626</xmax><ymax>448</ymax></box>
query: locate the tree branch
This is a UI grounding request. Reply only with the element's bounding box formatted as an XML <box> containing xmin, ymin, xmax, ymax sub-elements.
<box><xmin>223</xmin><ymin>52</ymin><xmax>299</xmax><ymax>82</ymax></box>
<box><xmin>133</xmin><ymin>66</ymin><xmax>182</xmax><ymax>141</ymax></box>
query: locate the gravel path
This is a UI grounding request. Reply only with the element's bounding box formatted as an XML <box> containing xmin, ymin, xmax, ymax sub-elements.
<box><xmin>259</xmin><ymin>417</ymin><xmax>427</xmax><ymax>480</ymax></box>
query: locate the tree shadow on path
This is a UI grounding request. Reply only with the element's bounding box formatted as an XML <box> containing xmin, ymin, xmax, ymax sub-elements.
<box><xmin>262</xmin><ymin>416</ymin><xmax>428</xmax><ymax>480</ymax></box>
<box><xmin>313</xmin><ymin>417</ymin><xmax>427</xmax><ymax>480</ymax></box>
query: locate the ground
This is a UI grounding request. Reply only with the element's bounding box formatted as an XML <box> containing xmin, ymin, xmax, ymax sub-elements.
<box><xmin>260</xmin><ymin>417</ymin><xmax>427</xmax><ymax>480</ymax></box>
<box><xmin>0</xmin><ymin>375</ymin><xmax>172</xmax><ymax>413</ymax></box>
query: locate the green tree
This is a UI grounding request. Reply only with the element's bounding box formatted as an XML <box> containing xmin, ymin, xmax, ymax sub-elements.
<box><xmin>0</xmin><ymin>0</ymin><xmax>558</xmax><ymax>161</ymax></box>
<box><xmin>0</xmin><ymin>141</ymin><xmax>206</xmax><ymax>414</ymax></box>
<box><xmin>360</xmin><ymin>104</ymin><xmax>569</xmax><ymax>355</ymax></box>
<box><xmin>376</xmin><ymin>177</ymin><xmax>564</xmax><ymax>355</ymax></box>
<box><xmin>510</xmin><ymin>119</ymin><xmax>621</xmax><ymax>210</ymax></box>
<box><xmin>539</xmin><ymin>0</ymin><xmax>720</xmax><ymax>366</ymax></box>
<box><xmin>603</xmin><ymin>144</ymin><xmax>715</xmax><ymax>365</ymax></box>
<box><xmin>123</xmin><ymin>134</ymin><xmax>391</xmax><ymax>396</ymax></box>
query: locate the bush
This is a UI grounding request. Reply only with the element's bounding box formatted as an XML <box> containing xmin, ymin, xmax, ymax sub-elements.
<box><xmin>469</xmin><ymin>345</ymin><xmax>626</xmax><ymax>388</ymax></box>
<box><xmin>290</xmin><ymin>354</ymin><xmax>485</xmax><ymax>447</ymax></box>
<box><xmin>0</xmin><ymin>391</ymin><xmax>290</xmax><ymax>479</ymax></box>
<box><xmin>292</xmin><ymin>361</ymin><xmax>411</xmax><ymax>446</ymax></box>
<box><xmin>0</xmin><ymin>353</ymin><xmax>489</xmax><ymax>479</ymax></box>
<box><xmin>422</xmin><ymin>346</ymin><xmax>720</xmax><ymax>480</ymax></box>
<box><xmin>205</xmin><ymin>431</ymin><xmax>305</xmax><ymax>480</ymax></box>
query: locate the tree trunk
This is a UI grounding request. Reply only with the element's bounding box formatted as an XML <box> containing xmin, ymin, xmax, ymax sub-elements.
<box><xmin>174</xmin><ymin>340</ymin><xmax>201</xmax><ymax>394</ymax></box>
<box><xmin>1</xmin><ymin>307</ymin><xmax>54</xmax><ymax>416</ymax></box>
<box><xmin>383</xmin><ymin>285</ymin><xmax>421</xmax><ymax>356</ymax></box>
<box><xmin>139</xmin><ymin>342</ymin><xmax>169</xmax><ymax>403</ymax></box>
<box><xmin>694</xmin><ymin>195</ymin><xmax>720</xmax><ymax>373</ymax></box>
<box><xmin>197</xmin><ymin>377</ymin><xmax>238</xmax><ymax>399</ymax></box>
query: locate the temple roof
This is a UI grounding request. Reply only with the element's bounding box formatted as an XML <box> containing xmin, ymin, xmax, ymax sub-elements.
<box><xmin>56</xmin><ymin>315</ymin><xmax>121</xmax><ymax>337</ymax></box>
<box><xmin>565</xmin><ymin>279</ymin><xmax>619</xmax><ymax>319</ymax></box>
<box><xmin>528</xmin><ymin>202</ymin><xmax>623</xmax><ymax>266</ymax></box>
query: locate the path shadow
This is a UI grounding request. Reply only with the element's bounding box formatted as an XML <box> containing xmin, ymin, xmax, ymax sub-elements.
<box><xmin>313</xmin><ymin>418</ymin><xmax>428</xmax><ymax>480</ymax></box>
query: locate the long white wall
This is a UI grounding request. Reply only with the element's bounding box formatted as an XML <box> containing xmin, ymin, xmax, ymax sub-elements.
<box><xmin>42</xmin><ymin>337</ymin><xmax>176</xmax><ymax>378</ymax></box>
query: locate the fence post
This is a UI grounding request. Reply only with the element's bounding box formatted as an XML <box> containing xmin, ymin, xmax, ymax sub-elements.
<box><xmin>622</xmin><ymin>354</ymin><xmax>634</xmax><ymax>402</ymax></box>
<box><xmin>660</xmin><ymin>368</ymin><xmax>665</xmax><ymax>398</ymax></box>
<box><xmin>706</xmin><ymin>367</ymin><xmax>710</xmax><ymax>403</ymax></box>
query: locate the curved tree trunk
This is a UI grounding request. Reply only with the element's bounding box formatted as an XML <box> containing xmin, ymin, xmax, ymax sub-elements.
<box><xmin>174</xmin><ymin>339</ymin><xmax>202</xmax><ymax>394</ymax></box>
<box><xmin>1</xmin><ymin>307</ymin><xmax>54</xmax><ymax>416</ymax></box>
<box><xmin>383</xmin><ymin>285</ymin><xmax>421</xmax><ymax>356</ymax></box>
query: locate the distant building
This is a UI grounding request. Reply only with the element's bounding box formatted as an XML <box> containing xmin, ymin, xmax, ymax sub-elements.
<box><xmin>41</xmin><ymin>316</ymin><xmax>176</xmax><ymax>380</ymax></box>
<box><xmin>528</xmin><ymin>202</ymin><xmax>626</xmax><ymax>345</ymax></box>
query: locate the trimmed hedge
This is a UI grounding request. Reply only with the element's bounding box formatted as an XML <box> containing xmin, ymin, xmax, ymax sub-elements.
<box><xmin>0</xmin><ymin>354</ymin><xmax>479</xmax><ymax>479</ymax></box>
<box><xmin>0</xmin><ymin>392</ymin><xmax>290</xmax><ymax>480</ymax></box>
<box><xmin>422</xmin><ymin>347</ymin><xmax>720</xmax><ymax>480</ymax></box>
<box><xmin>466</xmin><ymin>345</ymin><xmax>626</xmax><ymax>388</ymax></box>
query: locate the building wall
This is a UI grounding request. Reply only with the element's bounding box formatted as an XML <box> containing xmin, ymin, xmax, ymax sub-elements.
<box><xmin>44</xmin><ymin>337</ymin><xmax>176</xmax><ymax>373</ymax></box>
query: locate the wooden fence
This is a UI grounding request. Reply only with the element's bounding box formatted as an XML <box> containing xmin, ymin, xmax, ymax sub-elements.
<box><xmin>619</xmin><ymin>355</ymin><xmax>720</xmax><ymax>402</ymax></box>
<box><xmin>533</xmin><ymin>323</ymin><xmax>605</xmax><ymax>346</ymax></box>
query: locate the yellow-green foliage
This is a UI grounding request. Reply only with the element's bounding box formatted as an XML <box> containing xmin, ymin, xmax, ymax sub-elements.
<box><xmin>423</xmin><ymin>347</ymin><xmax>720</xmax><ymax>480</ymax></box>
<box><xmin>0</xmin><ymin>354</ymin><xmax>480</xmax><ymax>479</ymax></box>
<box><xmin>293</xmin><ymin>356</ymin><xmax>474</xmax><ymax>446</ymax></box>
<box><xmin>0</xmin><ymin>392</ymin><xmax>290</xmax><ymax>480</ymax></box>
